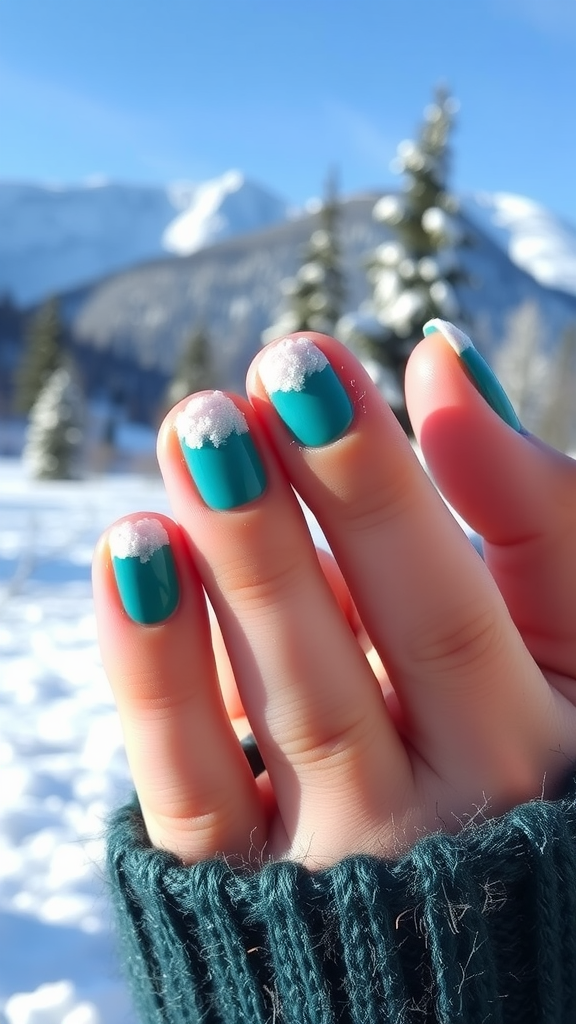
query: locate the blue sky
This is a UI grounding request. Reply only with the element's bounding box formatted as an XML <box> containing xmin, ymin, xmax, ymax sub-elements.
<box><xmin>1</xmin><ymin>0</ymin><xmax>575</xmax><ymax>223</ymax></box>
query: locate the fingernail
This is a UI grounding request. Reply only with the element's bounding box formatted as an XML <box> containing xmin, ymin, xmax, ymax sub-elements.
<box><xmin>176</xmin><ymin>391</ymin><xmax>266</xmax><ymax>510</ymax></box>
<box><xmin>259</xmin><ymin>336</ymin><xmax>353</xmax><ymax>447</ymax></box>
<box><xmin>110</xmin><ymin>518</ymin><xmax>179</xmax><ymax>624</ymax></box>
<box><xmin>423</xmin><ymin>318</ymin><xmax>523</xmax><ymax>432</ymax></box>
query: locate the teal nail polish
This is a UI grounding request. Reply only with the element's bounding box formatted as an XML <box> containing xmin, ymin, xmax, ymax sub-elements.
<box><xmin>176</xmin><ymin>392</ymin><xmax>266</xmax><ymax>510</ymax></box>
<box><xmin>423</xmin><ymin>318</ymin><xmax>523</xmax><ymax>432</ymax></box>
<box><xmin>110</xmin><ymin>518</ymin><xmax>179</xmax><ymax>624</ymax></box>
<box><xmin>259</xmin><ymin>336</ymin><xmax>353</xmax><ymax>446</ymax></box>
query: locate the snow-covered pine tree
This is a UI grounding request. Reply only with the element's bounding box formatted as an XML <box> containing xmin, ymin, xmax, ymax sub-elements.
<box><xmin>338</xmin><ymin>88</ymin><xmax>466</xmax><ymax>426</ymax></box>
<box><xmin>263</xmin><ymin>171</ymin><xmax>345</xmax><ymax>344</ymax></box>
<box><xmin>23</xmin><ymin>364</ymin><xmax>85</xmax><ymax>480</ymax></box>
<box><xmin>164</xmin><ymin>325</ymin><xmax>216</xmax><ymax>410</ymax></box>
<box><xmin>16</xmin><ymin>298</ymin><xmax>66</xmax><ymax>414</ymax></box>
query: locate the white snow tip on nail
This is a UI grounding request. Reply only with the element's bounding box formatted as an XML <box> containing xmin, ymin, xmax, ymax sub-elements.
<box><xmin>176</xmin><ymin>391</ymin><xmax>248</xmax><ymax>449</ymax></box>
<box><xmin>424</xmin><ymin>318</ymin><xmax>473</xmax><ymax>354</ymax></box>
<box><xmin>109</xmin><ymin>518</ymin><xmax>169</xmax><ymax>563</ymax></box>
<box><xmin>259</xmin><ymin>336</ymin><xmax>328</xmax><ymax>394</ymax></box>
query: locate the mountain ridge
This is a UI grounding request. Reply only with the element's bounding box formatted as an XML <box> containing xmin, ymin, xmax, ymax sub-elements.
<box><xmin>2</xmin><ymin>174</ymin><xmax>576</xmax><ymax>309</ymax></box>
<box><xmin>2</xmin><ymin>179</ymin><xmax>576</xmax><ymax>428</ymax></box>
<box><xmin>0</xmin><ymin>173</ymin><xmax>289</xmax><ymax>306</ymax></box>
<box><xmin>53</xmin><ymin>195</ymin><xmax>576</xmax><ymax>424</ymax></box>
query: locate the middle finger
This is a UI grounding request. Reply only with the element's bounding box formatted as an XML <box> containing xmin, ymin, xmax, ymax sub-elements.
<box><xmin>248</xmin><ymin>333</ymin><xmax>554</xmax><ymax>793</ymax></box>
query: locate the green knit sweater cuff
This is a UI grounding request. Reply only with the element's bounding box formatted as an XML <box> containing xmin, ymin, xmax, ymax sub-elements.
<box><xmin>107</xmin><ymin>774</ymin><xmax>576</xmax><ymax>1024</ymax></box>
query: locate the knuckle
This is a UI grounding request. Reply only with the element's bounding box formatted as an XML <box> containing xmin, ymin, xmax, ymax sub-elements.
<box><xmin>410</xmin><ymin>602</ymin><xmax>504</xmax><ymax>677</ymax></box>
<box><xmin>148</xmin><ymin>801</ymin><xmax>244</xmax><ymax>860</ymax></box>
<box><xmin>280</xmin><ymin>715</ymin><xmax>373</xmax><ymax>775</ymax></box>
<box><xmin>217</xmin><ymin>551</ymin><xmax>305</xmax><ymax>610</ymax></box>
<box><xmin>337</xmin><ymin>465</ymin><xmax>415</xmax><ymax>536</ymax></box>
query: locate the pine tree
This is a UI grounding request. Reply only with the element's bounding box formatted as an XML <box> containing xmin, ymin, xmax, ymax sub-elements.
<box><xmin>23</xmin><ymin>365</ymin><xmax>85</xmax><ymax>480</ymax></box>
<box><xmin>165</xmin><ymin>325</ymin><xmax>216</xmax><ymax>409</ymax></box>
<box><xmin>16</xmin><ymin>298</ymin><xmax>66</xmax><ymax>414</ymax></box>
<box><xmin>263</xmin><ymin>171</ymin><xmax>345</xmax><ymax>344</ymax></box>
<box><xmin>339</xmin><ymin>88</ymin><xmax>466</xmax><ymax>422</ymax></box>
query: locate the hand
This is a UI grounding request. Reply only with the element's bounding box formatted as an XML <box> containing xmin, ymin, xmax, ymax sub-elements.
<box><xmin>92</xmin><ymin>327</ymin><xmax>576</xmax><ymax>867</ymax></box>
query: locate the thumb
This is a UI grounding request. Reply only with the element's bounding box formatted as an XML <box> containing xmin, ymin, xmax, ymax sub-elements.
<box><xmin>405</xmin><ymin>320</ymin><xmax>576</xmax><ymax>679</ymax></box>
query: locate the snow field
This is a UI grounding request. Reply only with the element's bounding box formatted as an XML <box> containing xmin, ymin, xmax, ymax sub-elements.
<box><xmin>0</xmin><ymin>457</ymin><xmax>329</xmax><ymax>1023</ymax></box>
<box><xmin>0</xmin><ymin>461</ymin><xmax>174</xmax><ymax>1024</ymax></box>
<box><xmin>0</xmin><ymin>454</ymin><xmax>477</xmax><ymax>1023</ymax></box>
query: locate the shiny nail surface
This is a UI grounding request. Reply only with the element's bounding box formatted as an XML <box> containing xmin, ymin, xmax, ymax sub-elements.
<box><xmin>423</xmin><ymin>318</ymin><xmax>523</xmax><ymax>432</ymax></box>
<box><xmin>259</xmin><ymin>336</ymin><xmax>353</xmax><ymax>447</ymax></box>
<box><xmin>110</xmin><ymin>518</ymin><xmax>179</xmax><ymax>624</ymax></box>
<box><xmin>176</xmin><ymin>392</ymin><xmax>266</xmax><ymax>510</ymax></box>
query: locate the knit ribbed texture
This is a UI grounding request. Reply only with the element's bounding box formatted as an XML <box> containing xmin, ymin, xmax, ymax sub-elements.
<box><xmin>107</xmin><ymin>774</ymin><xmax>576</xmax><ymax>1023</ymax></box>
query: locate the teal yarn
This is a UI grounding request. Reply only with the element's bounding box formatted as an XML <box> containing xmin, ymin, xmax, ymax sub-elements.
<box><xmin>107</xmin><ymin>774</ymin><xmax>576</xmax><ymax>1023</ymax></box>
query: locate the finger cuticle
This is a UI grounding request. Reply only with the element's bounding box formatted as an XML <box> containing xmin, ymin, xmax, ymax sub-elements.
<box><xmin>175</xmin><ymin>391</ymin><xmax>267</xmax><ymax>510</ymax></box>
<box><xmin>109</xmin><ymin>518</ymin><xmax>180</xmax><ymax>625</ymax></box>
<box><xmin>259</xmin><ymin>336</ymin><xmax>353</xmax><ymax>447</ymax></box>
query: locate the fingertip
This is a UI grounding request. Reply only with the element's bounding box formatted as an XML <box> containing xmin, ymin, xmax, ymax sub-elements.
<box><xmin>247</xmin><ymin>330</ymin><xmax>407</xmax><ymax>459</ymax></box>
<box><xmin>248</xmin><ymin>331</ymin><xmax>335</xmax><ymax>399</ymax></box>
<box><xmin>158</xmin><ymin>388</ymin><xmax>256</xmax><ymax>463</ymax></box>
<box><xmin>156</xmin><ymin>405</ymin><xmax>173</xmax><ymax>461</ymax></box>
<box><xmin>92</xmin><ymin>529</ymin><xmax>115</xmax><ymax>632</ymax></box>
<box><xmin>248</xmin><ymin>330</ymin><xmax>366</xmax><ymax>394</ymax></box>
<box><xmin>404</xmin><ymin>332</ymin><xmax>574</xmax><ymax>543</ymax></box>
<box><xmin>92</xmin><ymin>527</ymin><xmax>111</xmax><ymax>578</ymax></box>
<box><xmin>95</xmin><ymin>513</ymin><xmax>190</xmax><ymax>632</ymax></box>
<box><xmin>99</xmin><ymin>511</ymin><xmax>181</xmax><ymax>564</ymax></box>
<box><xmin>157</xmin><ymin>393</ymin><xmax>192</xmax><ymax>465</ymax></box>
<box><xmin>405</xmin><ymin>332</ymin><xmax>461</xmax><ymax>442</ymax></box>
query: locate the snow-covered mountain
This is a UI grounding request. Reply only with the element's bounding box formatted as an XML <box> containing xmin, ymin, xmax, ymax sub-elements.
<box><xmin>2</xmin><ymin>175</ymin><xmax>576</xmax><ymax>429</ymax></box>
<box><xmin>162</xmin><ymin>170</ymin><xmax>290</xmax><ymax>256</ymax></box>
<box><xmin>1</xmin><ymin>172</ymin><xmax>575</xmax><ymax>309</ymax></box>
<box><xmin>463</xmin><ymin>192</ymin><xmax>576</xmax><ymax>298</ymax></box>
<box><xmin>34</xmin><ymin>192</ymin><xmax>570</xmax><ymax>427</ymax></box>
<box><xmin>0</xmin><ymin>172</ymin><xmax>289</xmax><ymax>306</ymax></box>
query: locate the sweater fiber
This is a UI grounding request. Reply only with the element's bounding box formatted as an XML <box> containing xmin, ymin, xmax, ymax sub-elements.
<box><xmin>107</xmin><ymin>776</ymin><xmax>576</xmax><ymax>1024</ymax></box>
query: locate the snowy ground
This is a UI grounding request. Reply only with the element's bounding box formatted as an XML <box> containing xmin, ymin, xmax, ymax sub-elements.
<box><xmin>0</xmin><ymin>456</ymin><xmax>334</xmax><ymax>1024</ymax></box>
<box><xmin>0</xmin><ymin>453</ymin><xmax>481</xmax><ymax>1024</ymax></box>
<box><xmin>0</xmin><ymin>459</ymin><xmax>176</xmax><ymax>1024</ymax></box>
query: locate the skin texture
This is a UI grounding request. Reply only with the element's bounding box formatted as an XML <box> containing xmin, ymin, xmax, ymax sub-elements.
<box><xmin>92</xmin><ymin>331</ymin><xmax>576</xmax><ymax>867</ymax></box>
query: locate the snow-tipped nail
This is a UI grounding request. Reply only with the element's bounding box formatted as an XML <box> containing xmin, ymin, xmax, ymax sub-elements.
<box><xmin>423</xmin><ymin>318</ymin><xmax>523</xmax><ymax>432</ymax></box>
<box><xmin>176</xmin><ymin>391</ymin><xmax>266</xmax><ymax>509</ymax></box>
<box><xmin>259</xmin><ymin>337</ymin><xmax>353</xmax><ymax>446</ymax></box>
<box><xmin>110</xmin><ymin>518</ymin><xmax>179</xmax><ymax>624</ymax></box>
